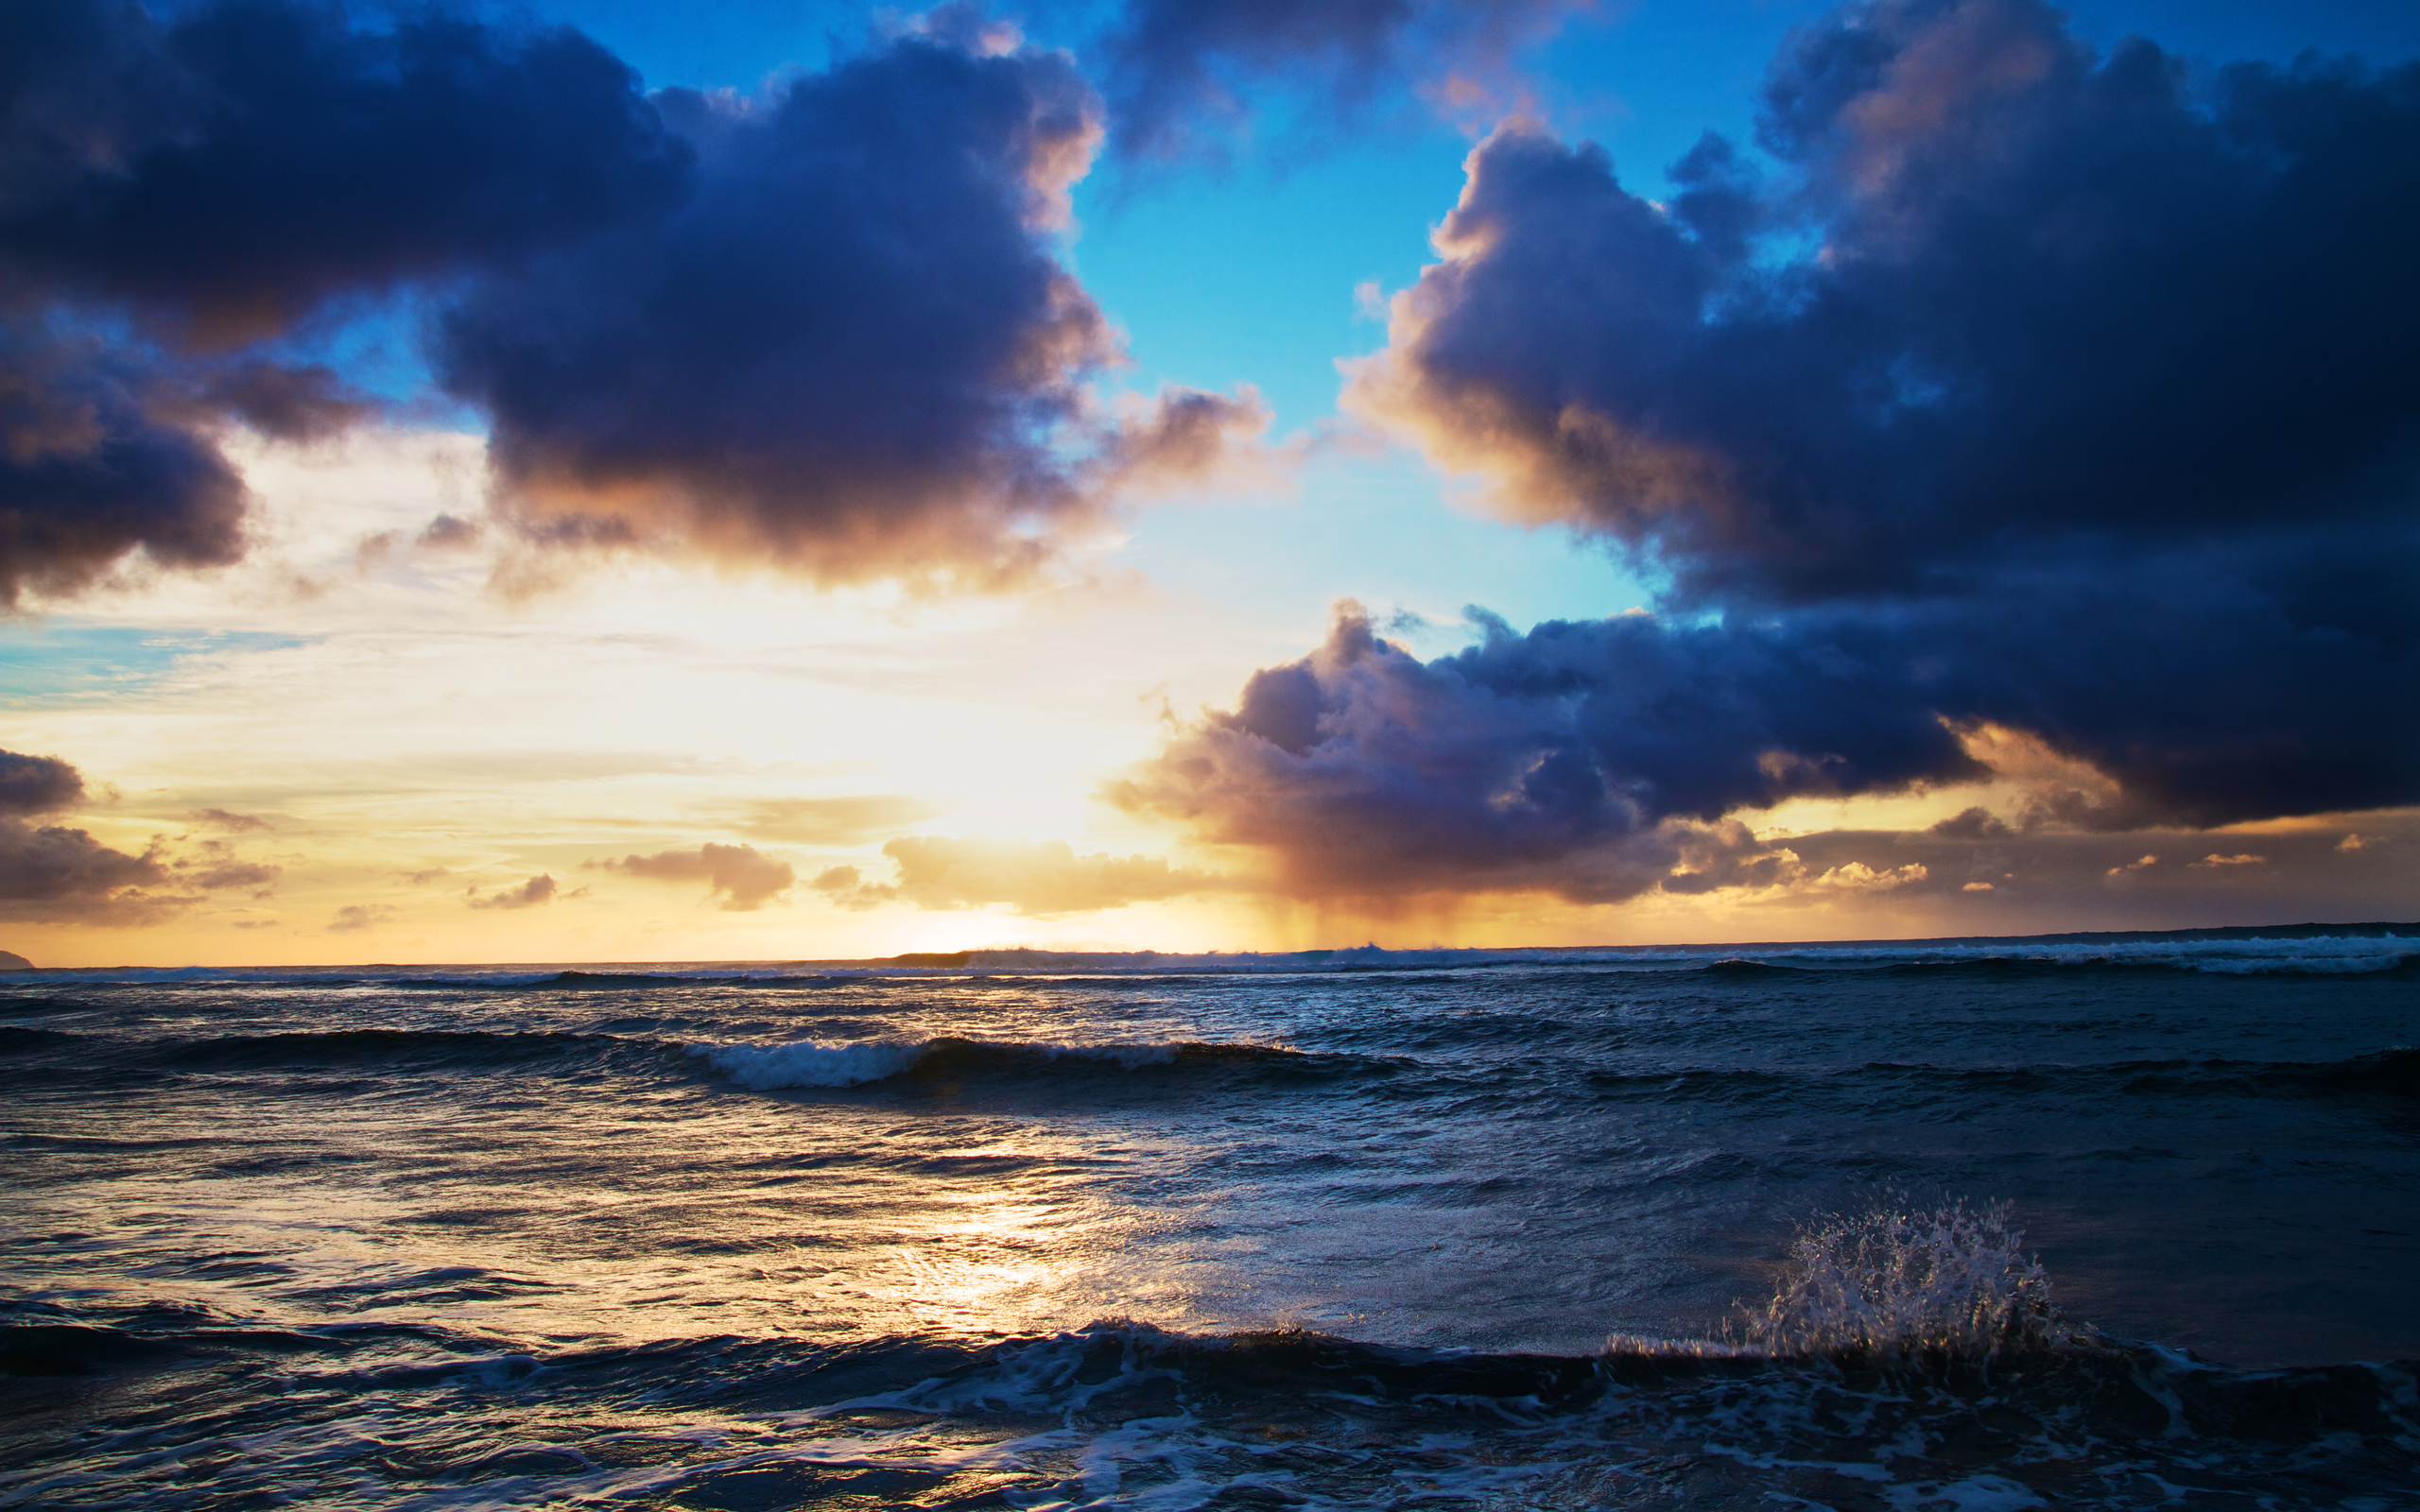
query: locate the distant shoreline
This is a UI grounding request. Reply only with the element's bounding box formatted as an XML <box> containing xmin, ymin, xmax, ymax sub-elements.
<box><xmin>2</xmin><ymin>919</ymin><xmax>2411</xmax><ymax>975</ymax></box>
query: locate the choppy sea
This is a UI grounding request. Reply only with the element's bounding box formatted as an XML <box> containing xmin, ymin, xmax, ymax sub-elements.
<box><xmin>3</xmin><ymin>925</ymin><xmax>2416</xmax><ymax>1509</ymax></box>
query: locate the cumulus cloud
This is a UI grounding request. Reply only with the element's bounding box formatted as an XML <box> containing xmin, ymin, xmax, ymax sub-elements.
<box><xmin>1347</xmin><ymin>0</ymin><xmax>2420</xmax><ymax>605</ymax></box>
<box><xmin>467</xmin><ymin>872</ymin><xmax>558</xmax><ymax>910</ymax></box>
<box><xmin>1110</xmin><ymin>604</ymin><xmax>1945</xmax><ymax>900</ymax></box>
<box><xmin>10</xmin><ymin>4</ymin><xmax>1255</xmax><ymax>600</ymax></box>
<box><xmin>1115</xmin><ymin>583</ymin><xmax>2420</xmax><ymax>901</ymax></box>
<box><xmin>1121</xmin><ymin>0</ymin><xmax>2420</xmax><ymax>904</ymax></box>
<box><xmin>816</xmin><ymin>833</ymin><xmax>1223</xmax><ymax>916</ymax></box>
<box><xmin>439</xmin><ymin>32</ymin><xmax>1268</xmax><ymax>590</ymax></box>
<box><xmin>1093</xmin><ymin>0</ymin><xmax>1585</xmax><ymax>164</ymax></box>
<box><xmin>0</xmin><ymin>323</ymin><xmax>251</xmax><ymax>604</ymax></box>
<box><xmin>0</xmin><ymin>0</ymin><xmax>688</xmax><ymax>602</ymax></box>
<box><xmin>588</xmin><ymin>843</ymin><xmax>794</xmax><ymax>911</ymax></box>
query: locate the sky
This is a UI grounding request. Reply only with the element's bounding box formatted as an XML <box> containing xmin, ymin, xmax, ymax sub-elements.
<box><xmin>2</xmin><ymin>0</ymin><xmax>2415</xmax><ymax>966</ymax></box>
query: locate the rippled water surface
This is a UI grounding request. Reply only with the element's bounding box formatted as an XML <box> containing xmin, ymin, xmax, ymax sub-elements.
<box><xmin>4</xmin><ymin>929</ymin><xmax>2415</xmax><ymax>1507</ymax></box>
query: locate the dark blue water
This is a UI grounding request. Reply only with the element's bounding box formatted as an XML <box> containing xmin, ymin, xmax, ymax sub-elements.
<box><xmin>3</xmin><ymin>930</ymin><xmax>2415</xmax><ymax>1508</ymax></box>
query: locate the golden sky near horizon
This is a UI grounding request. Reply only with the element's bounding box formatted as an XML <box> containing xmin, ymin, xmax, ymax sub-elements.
<box><xmin>6</xmin><ymin>427</ymin><xmax>2410</xmax><ymax>969</ymax></box>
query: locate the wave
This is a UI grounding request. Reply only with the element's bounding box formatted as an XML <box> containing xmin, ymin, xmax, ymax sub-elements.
<box><xmin>1582</xmin><ymin>1049</ymin><xmax>2420</xmax><ymax>1106</ymax></box>
<box><xmin>0</xmin><ymin>1024</ymin><xmax>77</xmax><ymax>1053</ymax></box>
<box><xmin>692</xmin><ymin>1036</ymin><xmax>1383</xmax><ymax>1092</ymax></box>
<box><xmin>11</xmin><ymin>1298</ymin><xmax>2409</xmax><ymax>1512</ymax></box>
<box><xmin>1692</xmin><ymin>957</ymin><xmax>1811</xmax><ymax>979</ymax></box>
<box><xmin>159</xmin><ymin>1027</ymin><xmax>659</xmax><ymax>1072</ymax></box>
<box><xmin>19</xmin><ymin>1025</ymin><xmax>1384</xmax><ymax>1097</ymax></box>
<box><xmin>30</xmin><ymin>1021</ymin><xmax>2413</xmax><ymax>1107</ymax></box>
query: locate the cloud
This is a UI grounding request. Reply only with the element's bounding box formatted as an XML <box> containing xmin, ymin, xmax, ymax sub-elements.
<box><xmin>1110</xmin><ymin>602</ymin><xmax>1979</xmax><ymax>900</ymax></box>
<box><xmin>5</xmin><ymin>6</ymin><xmax>1276</xmax><ymax>601</ymax></box>
<box><xmin>1930</xmin><ymin>806</ymin><xmax>2011</xmax><ymax>840</ymax></box>
<box><xmin>415</xmin><ymin>513</ymin><xmax>480</xmax><ymax>550</ymax></box>
<box><xmin>0</xmin><ymin>747</ymin><xmax>187</xmax><ymax>922</ymax></box>
<box><xmin>1093</xmin><ymin>384</ymin><xmax>1282</xmax><ymax>497</ymax></box>
<box><xmin>0</xmin><ymin>0</ymin><xmax>689</xmax><ymax>601</ymax></box>
<box><xmin>0</xmin><ymin>0</ymin><xmax>689</xmax><ymax>344</ymax></box>
<box><xmin>732</xmin><ymin>795</ymin><xmax>943</xmax><ymax>846</ymax></box>
<box><xmin>0</xmin><ymin>323</ymin><xmax>251</xmax><ymax>605</ymax></box>
<box><xmin>175</xmin><ymin>838</ymin><xmax>280</xmax><ymax>892</ymax></box>
<box><xmin>0</xmin><ymin>748</ymin><xmax>289</xmax><ymax>919</ymax></box>
<box><xmin>0</xmin><ymin>818</ymin><xmax>183</xmax><ymax>922</ymax></box>
<box><xmin>185</xmin><ymin>807</ymin><xmax>273</xmax><ymax>832</ymax></box>
<box><xmin>0</xmin><ymin>748</ymin><xmax>83</xmax><ymax>815</ymax></box>
<box><xmin>588</xmin><ymin>843</ymin><xmax>794</xmax><ymax>910</ymax></box>
<box><xmin>1120</xmin><ymin>1</ymin><xmax>2420</xmax><ymax>902</ymax></box>
<box><xmin>1347</xmin><ymin>0</ymin><xmax>2420</xmax><ymax>606</ymax></box>
<box><xmin>467</xmin><ymin>872</ymin><xmax>558</xmax><ymax>910</ymax></box>
<box><xmin>817</xmin><ymin>833</ymin><xmax>1224</xmax><ymax>916</ymax></box>
<box><xmin>439</xmin><ymin>31</ymin><xmax>1263</xmax><ymax>591</ymax></box>
<box><xmin>1113</xmin><ymin>590</ymin><xmax>2420</xmax><ymax>900</ymax></box>
<box><xmin>1811</xmin><ymin>860</ymin><xmax>1927</xmax><ymax>891</ymax></box>
<box><xmin>328</xmin><ymin>902</ymin><xmax>392</xmax><ymax>933</ymax></box>
<box><xmin>1093</xmin><ymin>0</ymin><xmax>1584</xmax><ymax>164</ymax></box>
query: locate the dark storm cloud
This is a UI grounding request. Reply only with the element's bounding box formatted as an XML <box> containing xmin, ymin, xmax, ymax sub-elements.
<box><xmin>0</xmin><ymin>323</ymin><xmax>250</xmax><ymax>604</ymax></box>
<box><xmin>1111</xmin><ymin>604</ymin><xmax>1930</xmax><ymax>901</ymax></box>
<box><xmin>1349</xmin><ymin>0</ymin><xmax>2420</xmax><ymax>604</ymax></box>
<box><xmin>0</xmin><ymin>0</ymin><xmax>686</xmax><ymax>601</ymax></box>
<box><xmin>588</xmin><ymin>844</ymin><xmax>795</xmax><ymax>911</ymax></box>
<box><xmin>1115</xmin><ymin>575</ymin><xmax>2418</xmax><ymax>898</ymax></box>
<box><xmin>5</xmin><ymin>4</ymin><xmax>1267</xmax><ymax>601</ymax></box>
<box><xmin>1093</xmin><ymin>0</ymin><xmax>1582</xmax><ymax>163</ymax></box>
<box><xmin>0</xmin><ymin>0</ymin><xmax>689</xmax><ymax>344</ymax></box>
<box><xmin>441</xmin><ymin>28</ymin><xmax>1257</xmax><ymax>587</ymax></box>
<box><xmin>1130</xmin><ymin>0</ymin><xmax>2420</xmax><ymax>901</ymax></box>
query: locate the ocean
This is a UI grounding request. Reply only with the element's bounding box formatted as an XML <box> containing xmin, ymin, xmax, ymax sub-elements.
<box><xmin>3</xmin><ymin>926</ymin><xmax>2415</xmax><ymax>1509</ymax></box>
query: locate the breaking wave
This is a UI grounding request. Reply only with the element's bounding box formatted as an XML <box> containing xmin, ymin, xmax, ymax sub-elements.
<box><xmin>9</xmin><ymin>1286</ymin><xmax>2411</xmax><ymax>1512</ymax></box>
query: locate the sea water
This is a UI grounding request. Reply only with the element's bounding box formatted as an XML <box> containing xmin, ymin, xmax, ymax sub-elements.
<box><xmin>2</xmin><ymin>927</ymin><xmax>2414</xmax><ymax>1508</ymax></box>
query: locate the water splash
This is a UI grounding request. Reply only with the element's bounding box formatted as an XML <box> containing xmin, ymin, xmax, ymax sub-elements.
<box><xmin>1732</xmin><ymin>1198</ymin><xmax>2073</xmax><ymax>1362</ymax></box>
